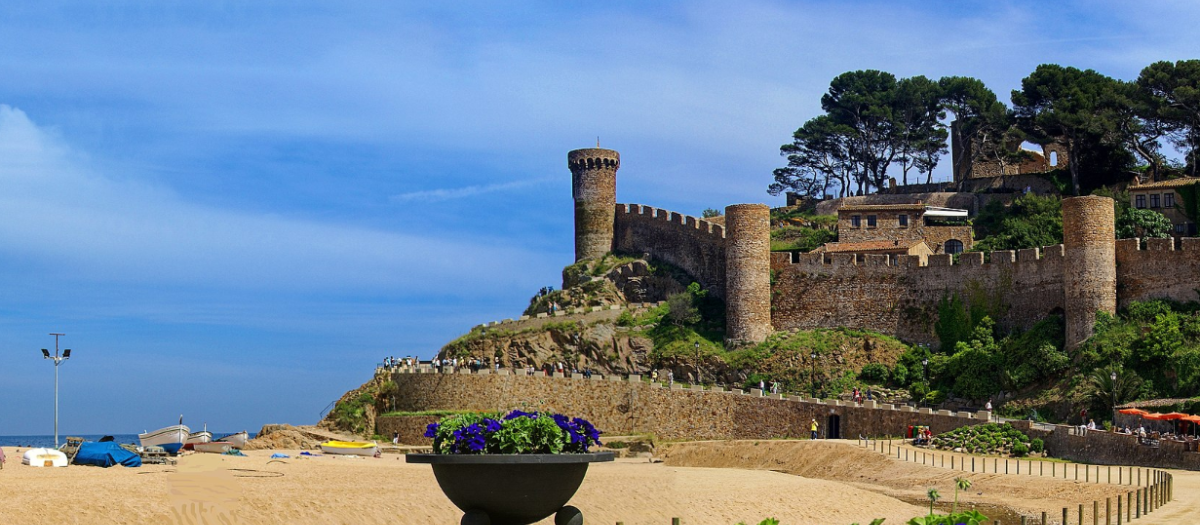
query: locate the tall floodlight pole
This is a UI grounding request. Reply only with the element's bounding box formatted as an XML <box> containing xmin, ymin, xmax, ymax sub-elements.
<box><xmin>41</xmin><ymin>333</ymin><xmax>71</xmax><ymax>449</ymax></box>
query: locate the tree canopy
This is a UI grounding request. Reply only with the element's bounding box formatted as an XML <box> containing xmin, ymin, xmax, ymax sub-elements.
<box><xmin>773</xmin><ymin>60</ymin><xmax>1200</xmax><ymax>198</ymax></box>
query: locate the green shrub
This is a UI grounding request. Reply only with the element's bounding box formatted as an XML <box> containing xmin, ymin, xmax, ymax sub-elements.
<box><xmin>1011</xmin><ymin>442</ymin><xmax>1029</xmax><ymax>457</ymax></box>
<box><xmin>615</xmin><ymin>310</ymin><xmax>635</xmax><ymax>327</ymax></box>
<box><xmin>1030</xmin><ymin>438</ymin><xmax>1044</xmax><ymax>454</ymax></box>
<box><xmin>859</xmin><ymin>363</ymin><xmax>889</xmax><ymax>383</ymax></box>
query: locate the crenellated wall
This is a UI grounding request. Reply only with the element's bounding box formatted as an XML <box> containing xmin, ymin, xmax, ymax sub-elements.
<box><xmin>612</xmin><ymin>203</ymin><xmax>728</xmax><ymax>298</ymax></box>
<box><xmin>1116</xmin><ymin>237</ymin><xmax>1200</xmax><ymax>307</ymax></box>
<box><xmin>770</xmin><ymin>246</ymin><xmax>1068</xmax><ymax>345</ymax></box>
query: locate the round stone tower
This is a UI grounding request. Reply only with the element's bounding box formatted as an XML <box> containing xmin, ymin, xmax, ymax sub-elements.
<box><xmin>1062</xmin><ymin>195</ymin><xmax>1117</xmax><ymax>350</ymax></box>
<box><xmin>569</xmin><ymin>148</ymin><xmax>620</xmax><ymax>262</ymax></box>
<box><xmin>724</xmin><ymin>203</ymin><xmax>772</xmax><ymax>345</ymax></box>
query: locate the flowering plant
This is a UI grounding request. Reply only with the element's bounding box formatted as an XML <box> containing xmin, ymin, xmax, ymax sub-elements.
<box><xmin>424</xmin><ymin>410</ymin><xmax>602</xmax><ymax>454</ymax></box>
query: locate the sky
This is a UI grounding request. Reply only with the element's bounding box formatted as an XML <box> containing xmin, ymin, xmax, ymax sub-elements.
<box><xmin>0</xmin><ymin>0</ymin><xmax>1197</xmax><ymax>435</ymax></box>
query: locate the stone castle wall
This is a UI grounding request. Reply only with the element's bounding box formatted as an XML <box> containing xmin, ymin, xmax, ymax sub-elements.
<box><xmin>1116</xmin><ymin>237</ymin><xmax>1200</xmax><ymax>307</ymax></box>
<box><xmin>770</xmin><ymin>246</ymin><xmax>1068</xmax><ymax>345</ymax></box>
<box><xmin>378</xmin><ymin>369</ymin><xmax>986</xmax><ymax>443</ymax></box>
<box><xmin>612</xmin><ymin>203</ymin><xmax>728</xmax><ymax>299</ymax></box>
<box><xmin>1063</xmin><ymin>196</ymin><xmax>1117</xmax><ymax>349</ymax></box>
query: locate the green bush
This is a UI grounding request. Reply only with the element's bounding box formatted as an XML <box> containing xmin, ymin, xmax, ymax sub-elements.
<box><xmin>1030</xmin><ymin>438</ymin><xmax>1044</xmax><ymax>454</ymax></box>
<box><xmin>859</xmin><ymin>363</ymin><xmax>889</xmax><ymax>383</ymax></box>
<box><xmin>1012</xmin><ymin>442</ymin><xmax>1029</xmax><ymax>457</ymax></box>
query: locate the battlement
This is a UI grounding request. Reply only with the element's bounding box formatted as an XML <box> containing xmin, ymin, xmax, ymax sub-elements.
<box><xmin>568</xmin><ymin>148</ymin><xmax>620</xmax><ymax>172</ymax></box>
<box><xmin>615</xmin><ymin>204</ymin><xmax>726</xmax><ymax>239</ymax></box>
<box><xmin>771</xmin><ymin>244</ymin><xmax>1067</xmax><ymax>275</ymax></box>
<box><xmin>1116</xmin><ymin>236</ymin><xmax>1200</xmax><ymax>255</ymax></box>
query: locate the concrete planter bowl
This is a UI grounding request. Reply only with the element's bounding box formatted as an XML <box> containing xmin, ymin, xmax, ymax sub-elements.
<box><xmin>407</xmin><ymin>452</ymin><xmax>614</xmax><ymax>525</ymax></box>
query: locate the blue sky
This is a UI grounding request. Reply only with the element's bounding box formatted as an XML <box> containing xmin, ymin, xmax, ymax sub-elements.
<box><xmin>0</xmin><ymin>1</ymin><xmax>1196</xmax><ymax>435</ymax></box>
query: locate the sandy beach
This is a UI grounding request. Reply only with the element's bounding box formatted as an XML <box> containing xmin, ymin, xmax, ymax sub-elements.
<box><xmin>2</xmin><ymin>440</ymin><xmax>1194</xmax><ymax>525</ymax></box>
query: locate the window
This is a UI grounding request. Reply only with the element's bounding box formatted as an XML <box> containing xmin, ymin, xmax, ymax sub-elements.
<box><xmin>866</xmin><ymin>215</ymin><xmax>877</xmax><ymax>228</ymax></box>
<box><xmin>1165</xmin><ymin>193</ymin><xmax>1175</xmax><ymax>208</ymax></box>
<box><xmin>1151</xmin><ymin>194</ymin><xmax>1160</xmax><ymax>208</ymax></box>
<box><xmin>898</xmin><ymin>214</ymin><xmax>908</xmax><ymax>227</ymax></box>
<box><xmin>945</xmin><ymin>239</ymin><xmax>964</xmax><ymax>255</ymax></box>
<box><xmin>1136</xmin><ymin>195</ymin><xmax>1146</xmax><ymax>209</ymax></box>
<box><xmin>1176</xmin><ymin>223</ymin><xmax>1185</xmax><ymax>234</ymax></box>
<box><xmin>850</xmin><ymin>215</ymin><xmax>861</xmax><ymax>228</ymax></box>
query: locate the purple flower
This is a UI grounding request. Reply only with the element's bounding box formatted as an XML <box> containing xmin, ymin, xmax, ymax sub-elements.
<box><xmin>451</xmin><ymin>423</ymin><xmax>488</xmax><ymax>454</ymax></box>
<box><xmin>482</xmin><ymin>418</ymin><xmax>502</xmax><ymax>433</ymax></box>
<box><xmin>504</xmin><ymin>410</ymin><xmax>538</xmax><ymax>420</ymax></box>
<box><xmin>424</xmin><ymin>423</ymin><xmax>439</xmax><ymax>439</ymax></box>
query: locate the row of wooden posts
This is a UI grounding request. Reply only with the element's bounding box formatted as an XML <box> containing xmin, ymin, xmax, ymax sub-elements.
<box><xmin>858</xmin><ymin>438</ymin><xmax>1174</xmax><ymax>525</ymax></box>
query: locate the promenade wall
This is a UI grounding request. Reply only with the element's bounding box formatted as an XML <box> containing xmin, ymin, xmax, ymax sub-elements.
<box><xmin>1012</xmin><ymin>420</ymin><xmax>1200</xmax><ymax>471</ymax></box>
<box><xmin>376</xmin><ymin>368</ymin><xmax>986</xmax><ymax>445</ymax></box>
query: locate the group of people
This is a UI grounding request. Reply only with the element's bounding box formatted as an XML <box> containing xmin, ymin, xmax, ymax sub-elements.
<box><xmin>382</xmin><ymin>356</ymin><xmax>417</xmax><ymax>369</ymax></box>
<box><xmin>850</xmin><ymin>387</ymin><xmax>874</xmax><ymax>403</ymax></box>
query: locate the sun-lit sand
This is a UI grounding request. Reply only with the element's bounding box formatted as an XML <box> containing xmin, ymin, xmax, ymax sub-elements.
<box><xmin>2</xmin><ymin>440</ymin><xmax>1196</xmax><ymax>525</ymax></box>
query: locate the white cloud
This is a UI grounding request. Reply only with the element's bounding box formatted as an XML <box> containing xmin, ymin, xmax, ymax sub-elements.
<box><xmin>0</xmin><ymin>105</ymin><xmax>553</xmax><ymax>295</ymax></box>
<box><xmin>390</xmin><ymin>177</ymin><xmax>554</xmax><ymax>202</ymax></box>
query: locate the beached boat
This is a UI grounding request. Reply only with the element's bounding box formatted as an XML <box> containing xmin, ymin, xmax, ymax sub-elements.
<box><xmin>194</xmin><ymin>441</ymin><xmax>233</xmax><ymax>454</ymax></box>
<box><xmin>139</xmin><ymin>424</ymin><xmax>190</xmax><ymax>455</ymax></box>
<box><xmin>216</xmin><ymin>431</ymin><xmax>249</xmax><ymax>449</ymax></box>
<box><xmin>319</xmin><ymin>440</ymin><xmax>379</xmax><ymax>456</ymax></box>
<box><xmin>23</xmin><ymin>448</ymin><xmax>68</xmax><ymax>467</ymax></box>
<box><xmin>186</xmin><ymin>424</ymin><xmax>213</xmax><ymax>446</ymax></box>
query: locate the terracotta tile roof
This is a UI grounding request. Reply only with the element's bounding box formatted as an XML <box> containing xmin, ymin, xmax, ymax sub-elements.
<box><xmin>1131</xmin><ymin>178</ymin><xmax>1200</xmax><ymax>190</ymax></box>
<box><xmin>818</xmin><ymin>240</ymin><xmax>927</xmax><ymax>253</ymax></box>
<box><xmin>838</xmin><ymin>204</ymin><xmax>927</xmax><ymax>212</ymax></box>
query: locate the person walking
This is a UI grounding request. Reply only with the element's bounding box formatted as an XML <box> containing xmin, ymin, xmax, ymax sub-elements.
<box><xmin>667</xmin><ymin>370</ymin><xmax>674</xmax><ymax>386</ymax></box>
<box><xmin>810</xmin><ymin>418</ymin><xmax>820</xmax><ymax>440</ymax></box>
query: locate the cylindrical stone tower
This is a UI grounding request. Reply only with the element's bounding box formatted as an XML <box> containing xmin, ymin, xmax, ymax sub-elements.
<box><xmin>569</xmin><ymin>148</ymin><xmax>620</xmax><ymax>261</ymax></box>
<box><xmin>1062</xmin><ymin>195</ymin><xmax>1116</xmax><ymax>350</ymax></box>
<box><xmin>724</xmin><ymin>203</ymin><xmax>772</xmax><ymax>345</ymax></box>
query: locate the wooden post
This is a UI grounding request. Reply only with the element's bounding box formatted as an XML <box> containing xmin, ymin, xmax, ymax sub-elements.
<box><xmin>1078</xmin><ymin>503</ymin><xmax>1084</xmax><ymax>525</ymax></box>
<box><xmin>1017</xmin><ymin>460</ymin><xmax>1020</xmax><ymax>475</ymax></box>
<box><xmin>1118</xmin><ymin>467</ymin><xmax>1121</xmax><ymax>485</ymax></box>
<box><xmin>673</xmin><ymin>519</ymin><xmax>681</xmax><ymax>525</ymax></box>
<box><xmin>1076</xmin><ymin>464</ymin><xmax>1080</xmax><ymax>481</ymax></box>
<box><xmin>1042</xmin><ymin>511</ymin><xmax>1047</xmax><ymax>525</ymax></box>
<box><xmin>1093</xmin><ymin>501</ymin><xmax>1098</xmax><ymax>525</ymax></box>
<box><xmin>1053</xmin><ymin>462</ymin><xmax>1056</xmax><ymax>477</ymax></box>
<box><xmin>951</xmin><ymin>456</ymin><xmax>955</xmax><ymax>470</ymax></box>
<box><xmin>1062</xmin><ymin>507</ymin><xmax>1068</xmax><ymax>525</ymax></box>
<box><xmin>1041</xmin><ymin>461</ymin><xmax>1044</xmax><ymax>476</ymax></box>
<box><xmin>1108</xmin><ymin>465</ymin><xmax>1112</xmax><ymax>484</ymax></box>
<box><xmin>1106</xmin><ymin>497</ymin><xmax>1111</xmax><ymax>525</ymax></box>
<box><xmin>1021</xmin><ymin>516</ymin><xmax>1027</xmax><ymax>525</ymax></box>
<box><xmin>1005</xmin><ymin>459</ymin><xmax>1008</xmax><ymax>474</ymax></box>
<box><xmin>1137</xmin><ymin>468</ymin><xmax>1140</xmax><ymax>486</ymax></box>
<box><xmin>972</xmin><ymin>457</ymin><xmax>975</xmax><ymax>472</ymax></box>
<box><xmin>1135</xmin><ymin>488</ymin><xmax>1141</xmax><ymax>517</ymax></box>
<box><xmin>994</xmin><ymin>457</ymin><xmax>997</xmax><ymax>473</ymax></box>
<box><xmin>1117</xmin><ymin>493</ymin><xmax>1122</xmax><ymax>525</ymax></box>
<box><xmin>1126</xmin><ymin>491</ymin><xmax>1131</xmax><ymax>522</ymax></box>
<box><xmin>1086</xmin><ymin>464</ymin><xmax>1090</xmax><ymax>482</ymax></box>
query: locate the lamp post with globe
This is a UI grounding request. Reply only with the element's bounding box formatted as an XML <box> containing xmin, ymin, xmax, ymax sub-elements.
<box><xmin>810</xmin><ymin>352</ymin><xmax>817</xmax><ymax>398</ymax></box>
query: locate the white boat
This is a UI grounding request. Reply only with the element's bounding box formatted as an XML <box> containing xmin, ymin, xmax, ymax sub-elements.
<box><xmin>194</xmin><ymin>441</ymin><xmax>233</xmax><ymax>454</ymax></box>
<box><xmin>216</xmin><ymin>431</ymin><xmax>249</xmax><ymax>449</ymax></box>
<box><xmin>23</xmin><ymin>448</ymin><xmax>68</xmax><ymax>467</ymax></box>
<box><xmin>186</xmin><ymin>431</ymin><xmax>213</xmax><ymax>445</ymax></box>
<box><xmin>139</xmin><ymin>424</ymin><xmax>190</xmax><ymax>455</ymax></box>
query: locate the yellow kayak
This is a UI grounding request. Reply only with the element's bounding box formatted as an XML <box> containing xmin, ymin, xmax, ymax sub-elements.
<box><xmin>319</xmin><ymin>440</ymin><xmax>379</xmax><ymax>456</ymax></box>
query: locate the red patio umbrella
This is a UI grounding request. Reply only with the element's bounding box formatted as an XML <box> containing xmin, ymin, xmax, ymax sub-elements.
<box><xmin>1159</xmin><ymin>412</ymin><xmax>1190</xmax><ymax>420</ymax></box>
<box><xmin>1142</xmin><ymin>412</ymin><xmax>1167</xmax><ymax>420</ymax></box>
<box><xmin>1118</xmin><ymin>408</ymin><xmax>1149</xmax><ymax>415</ymax></box>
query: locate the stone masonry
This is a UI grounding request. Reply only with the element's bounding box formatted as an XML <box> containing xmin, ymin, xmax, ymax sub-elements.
<box><xmin>723</xmin><ymin>204</ymin><xmax>771</xmax><ymax>344</ymax></box>
<box><xmin>570</xmin><ymin>148</ymin><xmax>620</xmax><ymax>261</ymax></box>
<box><xmin>378</xmin><ymin>369</ymin><xmax>986</xmax><ymax>444</ymax></box>
<box><xmin>575</xmin><ymin>148</ymin><xmax>1200</xmax><ymax>350</ymax></box>
<box><xmin>1062</xmin><ymin>196</ymin><xmax>1117</xmax><ymax>349</ymax></box>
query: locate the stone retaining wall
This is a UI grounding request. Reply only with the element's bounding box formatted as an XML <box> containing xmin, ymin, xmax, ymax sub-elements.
<box><xmin>377</xmin><ymin>369</ymin><xmax>987</xmax><ymax>444</ymax></box>
<box><xmin>1012</xmin><ymin>420</ymin><xmax>1200</xmax><ymax>471</ymax></box>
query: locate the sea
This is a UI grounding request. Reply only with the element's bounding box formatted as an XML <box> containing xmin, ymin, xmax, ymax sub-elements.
<box><xmin>0</xmin><ymin>432</ymin><xmax>256</xmax><ymax>449</ymax></box>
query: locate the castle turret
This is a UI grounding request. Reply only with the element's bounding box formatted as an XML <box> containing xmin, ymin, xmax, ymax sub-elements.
<box><xmin>1062</xmin><ymin>195</ymin><xmax>1116</xmax><ymax>349</ymax></box>
<box><xmin>724</xmin><ymin>203</ymin><xmax>772</xmax><ymax>345</ymax></box>
<box><xmin>569</xmin><ymin>148</ymin><xmax>620</xmax><ymax>261</ymax></box>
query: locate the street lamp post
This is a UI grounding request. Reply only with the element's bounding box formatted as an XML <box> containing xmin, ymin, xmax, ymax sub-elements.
<box><xmin>921</xmin><ymin>358</ymin><xmax>929</xmax><ymax>408</ymax></box>
<box><xmin>1111</xmin><ymin>370</ymin><xmax>1118</xmax><ymax>425</ymax></box>
<box><xmin>694</xmin><ymin>342</ymin><xmax>701</xmax><ymax>385</ymax></box>
<box><xmin>810</xmin><ymin>352</ymin><xmax>817</xmax><ymax>398</ymax></box>
<box><xmin>41</xmin><ymin>333</ymin><xmax>71</xmax><ymax>449</ymax></box>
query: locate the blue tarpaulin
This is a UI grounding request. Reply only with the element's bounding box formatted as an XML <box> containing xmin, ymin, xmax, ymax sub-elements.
<box><xmin>73</xmin><ymin>441</ymin><xmax>142</xmax><ymax>468</ymax></box>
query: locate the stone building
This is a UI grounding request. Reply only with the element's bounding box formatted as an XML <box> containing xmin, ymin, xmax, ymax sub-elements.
<box><xmin>950</xmin><ymin>120</ymin><xmax>1069</xmax><ymax>182</ymax></box>
<box><xmin>822</xmin><ymin>203</ymin><xmax>973</xmax><ymax>258</ymax></box>
<box><xmin>1128</xmin><ymin>177</ymin><xmax>1198</xmax><ymax>237</ymax></box>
